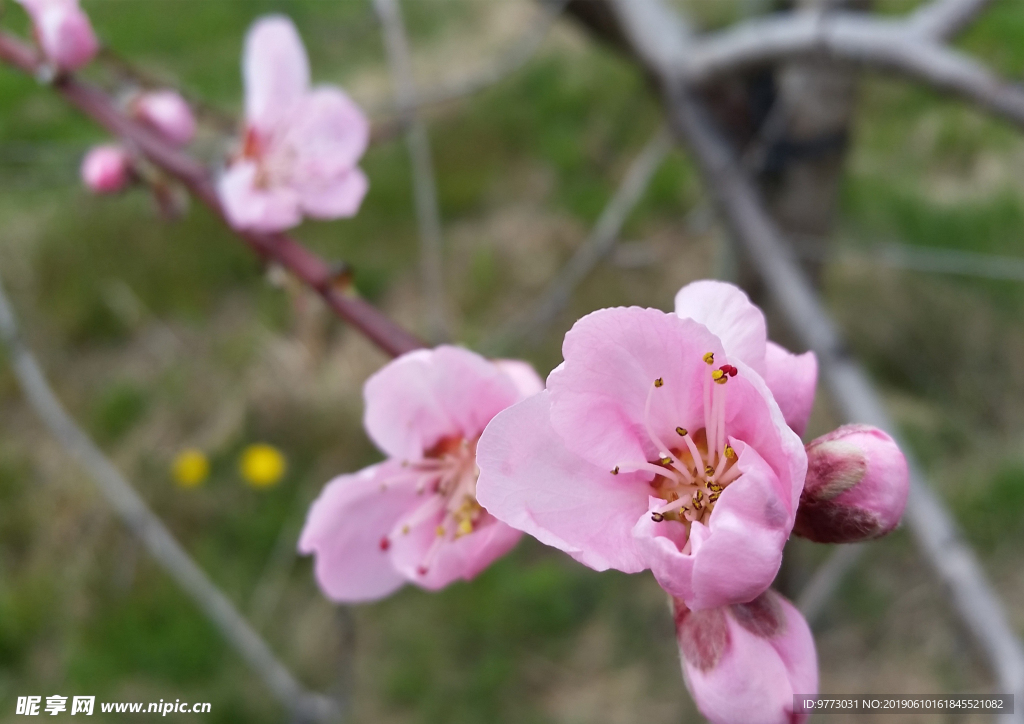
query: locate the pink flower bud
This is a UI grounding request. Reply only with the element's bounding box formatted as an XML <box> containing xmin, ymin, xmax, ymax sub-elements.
<box><xmin>132</xmin><ymin>91</ymin><xmax>197</xmax><ymax>147</ymax></box>
<box><xmin>674</xmin><ymin>590</ymin><xmax>818</xmax><ymax>724</ymax></box>
<box><xmin>17</xmin><ymin>0</ymin><xmax>99</xmax><ymax>71</ymax></box>
<box><xmin>793</xmin><ymin>424</ymin><xmax>909</xmax><ymax>544</ymax></box>
<box><xmin>80</xmin><ymin>145</ymin><xmax>131</xmax><ymax>194</ymax></box>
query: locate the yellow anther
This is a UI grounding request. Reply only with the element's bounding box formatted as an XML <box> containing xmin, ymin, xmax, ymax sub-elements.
<box><xmin>611</xmin><ymin>466</ymin><xmax>620</xmax><ymax>475</ymax></box>
<box><xmin>709</xmin><ymin>491</ymin><xmax>720</xmax><ymax>503</ymax></box>
<box><xmin>724</xmin><ymin>445</ymin><xmax>736</xmax><ymax>459</ymax></box>
<box><xmin>704</xmin><ymin>465</ymin><xmax>715</xmax><ymax>476</ymax></box>
<box><xmin>654</xmin><ymin>377</ymin><xmax>664</xmax><ymax>388</ymax></box>
<box><xmin>651</xmin><ymin>512</ymin><xmax>665</xmax><ymax>522</ymax></box>
<box><xmin>708</xmin><ymin>482</ymin><xmax>723</xmax><ymax>493</ymax></box>
<box><xmin>659</xmin><ymin>456</ymin><xmax>672</xmax><ymax>466</ymax></box>
<box><xmin>458</xmin><ymin>519</ymin><xmax>473</xmax><ymax>536</ymax></box>
<box><xmin>675</xmin><ymin>427</ymin><xmax>688</xmax><ymax>437</ymax></box>
<box><xmin>703</xmin><ymin>352</ymin><xmax>715</xmax><ymax>365</ymax></box>
<box><xmin>436</xmin><ymin>525</ymin><xmax>446</xmax><ymax>537</ymax></box>
<box><xmin>712</xmin><ymin>369</ymin><xmax>727</xmax><ymax>384</ymax></box>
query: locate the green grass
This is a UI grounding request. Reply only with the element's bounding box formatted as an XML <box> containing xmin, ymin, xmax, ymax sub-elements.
<box><xmin>960</xmin><ymin>465</ymin><xmax>1024</xmax><ymax>553</ymax></box>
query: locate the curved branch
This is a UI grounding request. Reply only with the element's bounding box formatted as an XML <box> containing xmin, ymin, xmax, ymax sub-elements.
<box><xmin>0</xmin><ymin>31</ymin><xmax>424</xmax><ymax>359</ymax></box>
<box><xmin>675</xmin><ymin>12</ymin><xmax>1024</xmax><ymax>131</ymax></box>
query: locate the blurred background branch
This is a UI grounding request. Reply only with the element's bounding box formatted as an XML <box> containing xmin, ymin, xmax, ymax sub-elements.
<box><xmin>373</xmin><ymin>0</ymin><xmax>449</xmax><ymax>342</ymax></box>
<box><xmin>490</xmin><ymin>125</ymin><xmax>672</xmax><ymax>350</ymax></box>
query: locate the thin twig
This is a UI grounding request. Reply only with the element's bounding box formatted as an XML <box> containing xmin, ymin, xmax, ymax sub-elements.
<box><xmin>0</xmin><ymin>274</ymin><xmax>340</xmax><ymax>724</ymax></box>
<box><xmin>373</xmin><ymin>0</ymin><xmax>448</xmax><ymax>342</ymax></box>
<box><xmin>368</xmin><ymin>0</ymin><xmax>567</xmax><ymax>119</ymax></box>
<box><xmin>797</xmin><ymin>544</ymin><xmax>866</xmax><ymax>625</ymax></box>
<box><xmin>489</xmin><ymin>126</ymin><xmax>672</xmax><ymax>350</ymax></box>
<box><xmin>796</xmin><ymin>237</ymin><xmax>1024</xmax><ymax>283</ymax></box>
<box><xmin>0</xmin><ymin>31</ymin><xmax>423</xmax><ymax>360</ymax></box>
<box><xmin>605</xmin><ymin>0</ymin><xmax>1024</xmax><ymax>716</ymax></box>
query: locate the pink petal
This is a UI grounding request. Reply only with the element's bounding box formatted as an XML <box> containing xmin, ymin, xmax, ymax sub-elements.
<box><xmin>286</xmin><ymin>87</ymin><xmax>370</xmax><ymax>174</ymax></box>
<box><xmin>28</xmin><ymin>0</ymin><xmax>98</xmax><ymax>71</ymax></box>
<box><xmin>688</xmin><ymin>443</ymin><xmax>789</xmax><ymax>607</ymax></box>
<box><xmin>768</xmin><ymin>594</ymin><xmax>819</xmax><ymax>712</ymax></box>
<box><xmin>634</xmin><ymin>442</ymin><xmax>788</xmax><ymax>609</ymax></box>
<box><xmin>217</xmin><ymin>160</ymin><xmax>302</xmax><ymax>232</ymax></box>
<box><xmin>476</xmin><ymin>391</ymin><xmax>650</xmax><ymax>573</ymax></box>
<box><xmin>632</xmin><ymin>501</ymin><xmax>703</xmax><ymax>601</ymax></box>
<box><xmin>133</xmin><ymin>90</ymin><xmax>197</xmax><ymax>147</ymax></box>
<box><xmin>493</xmin><ymin>359</ymin><xmax>545</xmax><ymax>400</ymax></box>
<box><xmin>363</xmin><ymin>346</ymin><xmax>521</xmax><ymax>461</ymax></box>
<box><xmin>243</xmin><ymin>15</ymin><xmax>310</xmax><ymax>132</ymax></box>
<box><xmin>547</xmin><ymin>306</ymin><xmax>726</xmax><ymax>473</ymax></box>
<box><xmin>298</xmin><ymin>168</ymin><xmax>368</xmax><ymax>219</ymax></box>
<box><xmin>388</xmin><ymin>512</ymin><xmax>522</xmax><ymax>591</ymax></box>
<box><xmin>764</xmin><ymin>341</ymin><xmax>818</xmax><ymax>436</ymax></box>
<box><xmin>297</xmin><ymin>460</ymin><xmax>421</xmax><ymax>603</ymax></box>
<box><xmin>679</xmin><ymin>591</ymin><xmax>817</xmax><ymax>724</ymax></box>
<box><xmin>674</xmin><ymin>280</ymin><xmax>767</xmax><ymax>375</ymax></box>
<box><xmin>683</xmin><ymin>615</ymin><xmax>794</xmax><ymax>724</ymax></box>
<box><xmin>720</xmin><ymin>360</ymin><xmax>808</xmax><ymax>518</ymax></box>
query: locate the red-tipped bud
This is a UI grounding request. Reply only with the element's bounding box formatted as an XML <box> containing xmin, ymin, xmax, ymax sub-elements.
<box><xmin>794</xmin><ymin>424</ymin><xmax>909</xmax><ymax>544</ymax></box>
<box><xmin>80</xmin><ymin>144</ymin><xmax>131</xmax><ymax>194</ymax></box>
<box><xmin>132</xmin><ymin>90</ymin><xmax>197</xmax><ymax>147</ymax></box>
<box><xmin>673</xmin><ymin>590</ymin><xmax>818</xmax><ymax>724</ymax></box>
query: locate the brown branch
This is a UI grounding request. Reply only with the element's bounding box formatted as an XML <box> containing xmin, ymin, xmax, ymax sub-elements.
<box><xmin>0</xmin><ymin>31</ymin><xmax>425</xmax><ymax>359</ymax></box>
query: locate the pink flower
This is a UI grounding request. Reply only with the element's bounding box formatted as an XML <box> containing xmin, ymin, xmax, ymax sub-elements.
<box><xmin>217</xmin><ymin>15</ymin><xmax>370</xmax><ymax>233</ymax></box>
<box><xmin>131</xmin><ymin>90</ymin><xmax>196</xmax><ymax>147</ymax></box>
<box><xmin>477</xmin><ymin>281</ymin><xmax>810</xmax><ymax>610</ymax></box>
<box><xmin>674</xmin><ymin>590</ymin><xmax>817</xmax><ymax>724</ymax></box>
<box><xmin>794</xmin><ymin>424</ymin><xmax>909</xmax><ymax>543</ymax></box>
<box><xmin>16</xmin><ymin>0</ymin><xmax>98</xmax><ymax>71</ymax></box>
<box><xmin>675</xmin><ymin>280</ymin><xmax>818</xmax><ymax>436</ymax></box>
<box><xmin>80</xmin><ymin>144</ymin><xmax>131</xmax><ymax>194</ymax></box>
<box><xmin>298</xmin><ymin>347</ymin><xmax>543</xmax><ymax>602</ymax></box>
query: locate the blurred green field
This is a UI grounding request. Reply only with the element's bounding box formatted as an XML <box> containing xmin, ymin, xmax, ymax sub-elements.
<box><xmin>1</xmin><ymin>0</ymin><xmax>1024</xmax><ymax>722</ymax></box>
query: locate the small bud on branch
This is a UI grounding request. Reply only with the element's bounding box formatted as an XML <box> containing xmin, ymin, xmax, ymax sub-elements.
<box><xmin>794</xmin><ymin>424</ymin><xmax>909</xmax><ymax>544</ymax></box>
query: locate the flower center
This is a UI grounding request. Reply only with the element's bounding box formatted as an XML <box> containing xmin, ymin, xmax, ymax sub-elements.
<box><xmin>627</xmin><ymin>352</ymin><xmax>742</xmax><ymax>528</ymax></box>
<box><xmin>238</xmin><ymin>126</ymin><xmax>296</xmax><ymax>190</ymax></box>
<box><xmin>383</xmin><ymin>436</ymin><xmax>483</xmax><ymax>576</ymax></box>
